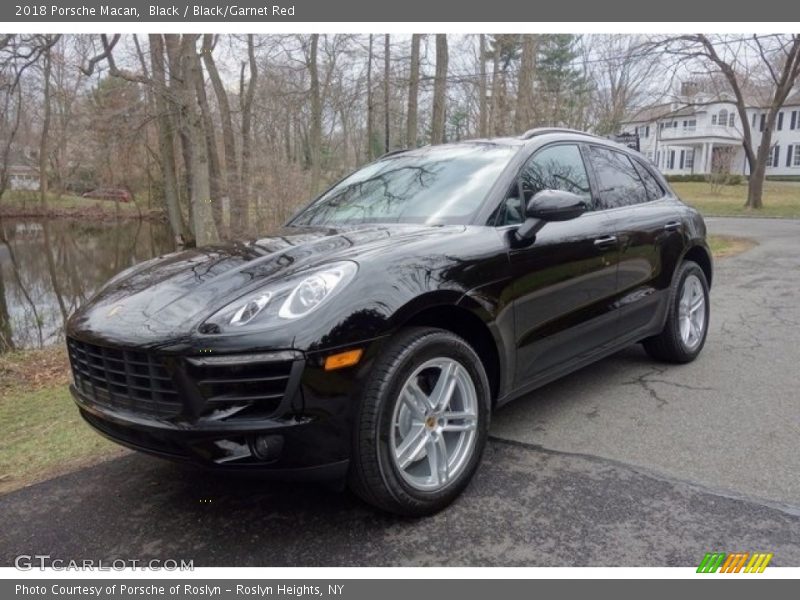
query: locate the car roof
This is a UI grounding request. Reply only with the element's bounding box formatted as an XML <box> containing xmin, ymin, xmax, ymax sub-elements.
<box><xmin>378</xmin><ymin>128</ymin><xmax>638</xmax><ymax>160</ymax></box>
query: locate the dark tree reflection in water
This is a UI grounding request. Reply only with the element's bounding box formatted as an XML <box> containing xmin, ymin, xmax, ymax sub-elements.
<box><xmin>0</xmin><ymin>218</ymin><xmax>174</xmax><ymax>351</ymax></box>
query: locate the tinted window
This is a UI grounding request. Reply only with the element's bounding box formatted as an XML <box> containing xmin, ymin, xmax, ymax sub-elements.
<box><xmin>587</xmin><ymin>147</ymin><xmax>649</xmax><ymax>209</ymax></box>
<box><xmin>494</xmin><ymin>144</ymin><xmax>590</xmax><ymax>226</ymax></box>
<box><xmin>290</xmin><ymin>144</ymin><xmax>516</xmax><ymax>227</ymax></box>
<box><xmin>632</xmin><ymin>160</ymin><xmax>665</xmax><ymax>201</ymax></box>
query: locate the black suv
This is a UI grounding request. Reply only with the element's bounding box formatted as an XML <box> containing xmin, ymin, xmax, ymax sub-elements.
<box><xmin>66</xmin><ymin>128</ymin><xmax>712</xmax><ymax>515</ymax></box>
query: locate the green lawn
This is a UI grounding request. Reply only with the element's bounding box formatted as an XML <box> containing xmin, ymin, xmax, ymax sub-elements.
<box><xmin>0</xmin><ymin>348</ymin><xmax>125</xmax><ymax>494</ymax></box>
<box><xmin>1</xmin><ymin>190</ymin><xmax>144</xmax><ymax>216</ymax></box>
<box><xmin>672</xmin><ymin>181</ymin><xmax>800</xmax><ymax>218</ymax></box>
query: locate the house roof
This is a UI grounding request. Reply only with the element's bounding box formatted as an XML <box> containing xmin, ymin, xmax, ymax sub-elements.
<box><xmin>623</xmin><ymin>103</ymin><xmax>700</xmax><ymax>124</ymax></box>
<box><xmin>624</xmin><ymin>87</ymin><xmax>800</xmax><ymax>124</ymax></box>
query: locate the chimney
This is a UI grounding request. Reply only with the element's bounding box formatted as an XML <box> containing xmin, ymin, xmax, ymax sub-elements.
<box><xmin>681</xmin><ymin>80</ymin><xmax>700</xmax><ymax>97</ymax></box>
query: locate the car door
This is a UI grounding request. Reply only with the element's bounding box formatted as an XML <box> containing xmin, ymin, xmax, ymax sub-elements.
<box><xmin>502</xmin><ymin>143</ymin><xmax>621</xmax><ymax>388</ymax></box>
<box><xmin>584</xmin><ymin>145</ymin><xmax>685</xmax><ymax>338</ymax></box>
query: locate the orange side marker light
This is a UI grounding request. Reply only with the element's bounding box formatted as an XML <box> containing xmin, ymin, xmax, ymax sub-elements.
<box><xmin>324</xmin><ymin>348</ymin><xmax>363</xmax><ymax>371</ymax></box>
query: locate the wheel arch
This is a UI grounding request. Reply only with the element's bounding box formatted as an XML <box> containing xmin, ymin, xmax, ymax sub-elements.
<box><xmin>392</xmin><ymin>298</ymin><xmax>504</xmax><ymax>407</ymax></box>
<box><xmin>682</xmin><ymin>243</ymin><xmax>713</xmax><ymax>288</ymax></box>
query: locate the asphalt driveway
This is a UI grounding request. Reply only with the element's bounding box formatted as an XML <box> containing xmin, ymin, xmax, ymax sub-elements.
<box><xmin>1</xmin><ymin>217</ymin><xmax>798</xmax><ymax>567</ymax></box>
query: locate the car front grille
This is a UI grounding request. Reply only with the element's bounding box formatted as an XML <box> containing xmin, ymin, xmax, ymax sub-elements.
<box><xmin>185</xmin><ymin>353</ymin><xmax>298</xmax><ymax>420</ymax></box>
<box><xmin>67</xmin><ymin>338</ymin><xmax>181</xmax><ymax>419</ymax></box>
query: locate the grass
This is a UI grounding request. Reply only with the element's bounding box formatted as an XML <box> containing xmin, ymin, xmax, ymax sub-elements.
<box><xmin>0</xmin><ymin>190</ymin><xmax>150</xmax><ymax>219</ymax></box>
<box><xmin>0</xmin><ymin>347</ymin><xmax>125</xmax><ymax>495</ymax></box>
<box><xmin>672</xmin><ymin>180</ymin><xmax>800</xmax><ymax>219</ymax></box>
<box><xmin>708</xmin><ymin>234</ymin><xmax>757</xmax><ymax>259</ymax></box>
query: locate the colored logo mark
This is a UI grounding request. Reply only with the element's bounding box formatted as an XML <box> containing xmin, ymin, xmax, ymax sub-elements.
<box><xmin>697</xmin><ymin>552</ymin><xmax>773</xmax><ymax>573</ymax></box>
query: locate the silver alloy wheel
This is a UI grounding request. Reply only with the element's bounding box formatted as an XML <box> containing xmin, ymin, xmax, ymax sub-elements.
<box><xmin>678</xmin><ymin>273</ymin><xmax>706</xmax><ymax>351</ymax></box>
<box><xmin>389</xmin><ymin>357</ymin><xmax>479</xmax><ymax>492</ymax></box>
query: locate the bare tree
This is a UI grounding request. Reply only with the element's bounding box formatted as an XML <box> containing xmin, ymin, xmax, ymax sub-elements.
<box><xmin>658</xmin><ymin>34</ymin><xmax>800</xmax><ymax>209</ymax></box>
<box><xmin>384</xmin><ymin>34</ymin><xmax>391</xmax><ymax>153</ymax></box>
<box><xmin>202</xmin><ymin>34</ymin><xmax>240</xmax><ymax>236</ymax></box>
<box><xmin>515</xmin><ymin>35</ymin><xmax>537</xmax><ymax>133</ymax></box>
<box><xmin>307</xmin><ymin>34</ymin><xmax>322</xmax><ymax>193</ymax></box>
<box><xmin>406</xmin><ymin>34</ymin><xmax>421</xmax><ymax>147</ymax></box>
<box><xmin>366</xmin><ymin>34</ymin><xmax>375</xmax><ymax>160</ymax></box>
<box><xmin>591</xmin><ymin>35</ymin><xmax>660</xmax><ymax>135</ymax></box>
<box><xmin>239</xmin><ymin>34</ymin><xmax>258</xmax><ymax>229</ymax></box>
<box><xmin>431</xmin><ymin>34</ymin><xmax>449</xmax><ymax>144</ymax></box>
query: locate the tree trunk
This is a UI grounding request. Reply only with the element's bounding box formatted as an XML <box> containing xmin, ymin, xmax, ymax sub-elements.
<box><xmin>149</xmin><ymin>34</ymin><xmax>186</xmax><ymax>243</ymax></box>
<box><xmin>366</xmin><ymin>35</ymin><xmax>375</xmax><ymax>160</ymax></box>
<box><xmin>748</xmin><ymin>135</ymin><xmax>773</xmax><ymax>209</ymax></box>
<box><xmin>191</xmin><ymin>48</ymin><xmax>225</xmax><ymax>237</ymax></box>
<box><xmin>165</xmin><ymin>34</ymin><xmax>195</xmax><ymax>238</ymax></box>
<box><xmin>202</xmin><ymin>34</ymin><xmax>243</xmax><ymax>237</ymax></box>
<box><xmin>384</xmin><ymin>34</ymin><xmax>391</xmax><ymax>153</ymax></box>
<box><xmin>239</xmin><ymin>34</ymin><xmax>257</xmax><ymax>232</ymax></box>
<box><xmin>406</xmin><ymin>34</ymin><xmax>421</xmax><ymax>148</ymax></box>
<box><xmin>515</xmin><ymin>35</ymin><xmax>536</xmax><ymax>133</ymax></box>
<box><xmin>39</xmin><ymin>40</ymin><xmax>52</xmax><ymax>207</ymax></box>
<box><xmin>309</xmin><ymin>34</ymin><xmax>322</xmax><ymax>194</ymax></box>
<box><xmin>478</xmin><ymin>34</ymin><xmax>488</xmax><ymax>138</ymax></box>
<box><xmin>180</xmin><ymin>35</ymin><xmax>217</xmax><ymax>246</ymax></box>
<box><xmin>431</xmin><ymin>34</ymin><xmax>449</xmax><ymax>145</ymax></box>
<box><xmin>490</xmin><ymin>48</ymin><xmax>501</xmax><ymax>135</ymax></box>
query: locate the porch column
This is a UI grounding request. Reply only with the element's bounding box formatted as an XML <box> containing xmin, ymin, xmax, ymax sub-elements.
<box><xmin>706</xmin><ymin>142</ymin><xmax>714</xmax><ymax>172</ymax></box>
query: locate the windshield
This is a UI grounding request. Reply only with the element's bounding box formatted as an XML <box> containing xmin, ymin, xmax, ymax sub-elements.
<box><xmin>289</xmin><ymin>144</ymin><xmax>517</xmax><ymax>227</ymax></box>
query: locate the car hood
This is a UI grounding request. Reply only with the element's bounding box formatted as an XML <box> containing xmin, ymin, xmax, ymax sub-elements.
<box><xmin>68</xmin><ymin>224</ymin><xmax>464</xmax><ymax>344</ymax></box>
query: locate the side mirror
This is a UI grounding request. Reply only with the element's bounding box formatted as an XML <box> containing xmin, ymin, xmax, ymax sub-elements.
<box><xmin>514</xmin><ymin>189</ymin><xmax>589</xmax><ymax>244</ymax></box>
<box><xmin>526</xmin><ymin>189</ymin><xmax>589</xmax><ymax>222</ymax></box>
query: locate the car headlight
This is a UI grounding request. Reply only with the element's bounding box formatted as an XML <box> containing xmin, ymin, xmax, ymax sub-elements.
<box><xmin>201</xmin><ymin>261</ymin><xmax>358</xmax><ymax>333</ymax></box>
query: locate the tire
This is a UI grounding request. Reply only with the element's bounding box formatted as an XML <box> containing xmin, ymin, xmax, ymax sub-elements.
<box><xmin>348</xmin><ymin>327</ymin><xmax>490</xmax><ymax>516</ymax></box>
<box><xmin>643</xmin><ymin>260</ymin><xmax>710</xmax><ymax>363</ymax></box>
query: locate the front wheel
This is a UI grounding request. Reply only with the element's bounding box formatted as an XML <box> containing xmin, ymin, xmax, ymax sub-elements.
<box><xmin>643</xmin><ymin>260</ymin><xmax>710</xmax><ymax>363</ymax></box>
<box><xmin>349</xmin><ymin>327</ymin><xmax>490</xmax><ymax>516</ymax></box>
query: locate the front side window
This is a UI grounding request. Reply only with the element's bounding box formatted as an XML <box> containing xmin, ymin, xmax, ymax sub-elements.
<box><xmin>587</xmin><ymin>146</ymin><xmax>649</xmax><ymax>209</ymax></box>
<box><xmin>493</xmin><ymin>144</ymin><xmax>590</xmax><ymax>226</ymax></box>
<box><xmin>290</xmin><ymin>144</ymin><xmax>517</xmax><ymax>227</ymax></box>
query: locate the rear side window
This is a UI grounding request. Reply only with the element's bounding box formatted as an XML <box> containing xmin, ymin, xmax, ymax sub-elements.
<box><xmin>587</xmin><ymin>146</ymin><xmax>649</xmax><ymax>209</ymax></box>
<box><xmin>632</xmin><ymin>160</ymin><xmax>665</xmax><ymax>201</ymax></box>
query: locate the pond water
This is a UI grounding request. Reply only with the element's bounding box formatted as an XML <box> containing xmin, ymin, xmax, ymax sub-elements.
<box><xmin>0</xmin><ymin>218</ymin><xmax>175</xmax><ymax>352</ymax></box>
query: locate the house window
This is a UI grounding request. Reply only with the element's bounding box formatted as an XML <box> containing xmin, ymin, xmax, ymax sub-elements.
<box><xmin>683</xmin><ymin>119</ymin><xmax>696</xmax><ymax>131</ymax></box>
<box><xmin>768</xmin><ymin>145</ymin><xmax>780</xmax><ymax>167</ymax></box>
<box><xmin>685</xmin><ymin>150</ymin><xmax>695</xmax><ymax>169</ymax></box>
<box><xmin>729</xmin><ymin>113</ymin><xmax>735</xmax><ymax>127</ymax></box>
<box><xmin>792</xmin><ymin>111</ymin><xmax>798</xmax><ymax>130</ymax></box>
<box><xmin>669</xmin><ymin>150</ymin><xmax>676</xmax><ymax>170</ymax></box>
<box><xmin>711</xmin><ymin>115</ymin><xmax>717</xmax><ymax>125</ymax></box>
<box><xmin>718</xmin><ymin>109</ymin><xmax>728</xmax><ymax>126</ymax></box>
<box><xmin>760</xmin><ymin>113</ymin><xmax>766</xmax><ymax>132</ymax></box>
<box><xmin>752</xmin><ymin>113</ymin><xmax>757</xmax><ymax>127</ymax></box>
<box><xmin>778</xmin><ymin>112</ymin><xmax>784</xmax><ymax>131</ymax></box>
<box><xmin>791</xmin><ymin>145</ymin><xmax>800</xmax><ymax>167</ymax></box>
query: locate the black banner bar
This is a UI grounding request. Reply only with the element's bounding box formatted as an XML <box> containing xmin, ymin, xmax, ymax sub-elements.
<box><xmin>3</xmin><ymin>0</ymin><xmax>800</xmax><ymax>22</ymax></box>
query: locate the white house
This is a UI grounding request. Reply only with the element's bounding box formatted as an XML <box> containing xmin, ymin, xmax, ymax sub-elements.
<box><xmin>620</xmin><ymin>89</ymin><xmax>800</xmax><ymax>177</ymax></box>
<box><xmin>5</xmin><ymin>164</ymin><xmax>40</xmax><ymax>191</ymax></box>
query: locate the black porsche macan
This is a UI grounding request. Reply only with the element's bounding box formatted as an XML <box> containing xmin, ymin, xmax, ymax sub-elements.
<box><xmin>66</xmin><ymin>128</ymin><xmax>712</xmax><ymax>515</ymax></box>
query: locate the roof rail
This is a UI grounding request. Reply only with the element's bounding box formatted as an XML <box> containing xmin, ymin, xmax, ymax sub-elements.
<box><xmin>378</xmin><ymin>147</ymin><xmax>413</xmax><ymax>159</ymax></box>
<box><xmin>519</xmin><ymin>127</ymin><xmax>600</xmax><ymax>140</ymax></box>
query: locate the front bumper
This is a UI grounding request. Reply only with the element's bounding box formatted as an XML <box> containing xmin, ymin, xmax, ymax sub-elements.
<box><xmin>67</xmin><ymin>338</ymin><xmax>383</xmax><ymax>480</ymax></box>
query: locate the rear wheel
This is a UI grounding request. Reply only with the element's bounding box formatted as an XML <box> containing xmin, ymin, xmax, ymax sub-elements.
<box><xmin>349</xmin><ymin>327</ymin><xmax>490</xmax><ymax>516</ymax></box>
<box><xmin>643</xmin><ymin>260</ymin><xmax>710</xmax><ymax>363</ymax></box>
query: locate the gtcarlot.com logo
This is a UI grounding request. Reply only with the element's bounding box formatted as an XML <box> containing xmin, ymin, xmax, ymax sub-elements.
<box><xmin>14</xmin><ymin>555</ymin><xmax>194</xmax><ymax>571</ymax></box>
<box><xmin>697</xmin><ymin>552</ymin><xmax>773</xmax><ymax>573</ymax></box>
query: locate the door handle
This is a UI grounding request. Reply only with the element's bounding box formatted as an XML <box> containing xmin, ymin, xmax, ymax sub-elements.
<box><xmin>593</xmin><ymin>235</ymin><xmax>618</xmax><ymax>250</ymax></box>
<box><xmin>664</xmin><ymin>221</ymin><xmax>681</xmax><ymax>232</ymax></box>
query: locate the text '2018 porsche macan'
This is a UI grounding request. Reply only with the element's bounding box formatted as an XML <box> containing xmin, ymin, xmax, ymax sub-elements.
<box><xmin>66</xmin><ymin>128</ymin><xmax>712</xmax><ymax>515</ymax></box>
